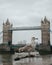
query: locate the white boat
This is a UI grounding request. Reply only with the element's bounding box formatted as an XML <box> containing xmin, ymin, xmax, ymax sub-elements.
<box><xmin>15</xmin><ymin>51</ymin><xmax>40</xmax><ymax>58</ymax></box>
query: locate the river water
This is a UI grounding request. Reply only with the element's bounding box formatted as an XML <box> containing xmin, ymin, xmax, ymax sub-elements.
<box><xmin>0</xmin><ymin>53</ymin><xmax>52</xmax><ymax>65</ymax></box>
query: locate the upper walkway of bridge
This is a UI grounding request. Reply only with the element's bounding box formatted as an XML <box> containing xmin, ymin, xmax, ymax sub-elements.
<box><xmin>9</xmin><ymin>26</ymin><xmax>41</xmax><ymax>31</ymax></box>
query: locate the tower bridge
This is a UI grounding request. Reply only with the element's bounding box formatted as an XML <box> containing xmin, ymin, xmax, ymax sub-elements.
<box><xmin>2</xmin><ymin>17</ymin><xmax>50</xmax><ymax>46</ymax></box>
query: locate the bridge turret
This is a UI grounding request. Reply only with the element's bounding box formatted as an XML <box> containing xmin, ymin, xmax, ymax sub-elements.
<box><xmin>6</xmin><ymin>18</ymin><xmax>10</xmax><ymax>25</ymax></box>
<box><xmin>3</xmin><ymin>19</ymin><xmax>13</xmax><ymax>45</ymax></box>
<box><xmin>41</xmin><ymin>16</ymin><xmax>50</xmax><ymax>46</ymax></box>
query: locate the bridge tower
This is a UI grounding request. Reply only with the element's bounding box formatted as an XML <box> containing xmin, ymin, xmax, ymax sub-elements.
<box><xmin>3</xmin><ymin>19</ymin><xmax>13</xmax><ymax>45</ymax></box>
<box><xmin>41</xmin><ymin>17</ymin><xmax>50</xmax><ymax>46</ymax></box>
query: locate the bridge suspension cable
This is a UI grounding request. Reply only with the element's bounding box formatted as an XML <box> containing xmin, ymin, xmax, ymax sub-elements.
<box><xmin>0</xmin><ymin>31</ymin><xmax>3</xmax><ymax>40</ymax></box>
<box><xmin>0</xmin><ymin>31</ymin><xmax>3</xmax><ymax>35</ymax></box>
<box><xmin>0</xmin><ymin>35</ymin><xmax>3</xmax><ymax>40</ymax></box>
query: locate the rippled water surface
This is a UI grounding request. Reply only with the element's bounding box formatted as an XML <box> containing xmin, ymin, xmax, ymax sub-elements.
<box><xmin>0</xmin><ymin>53</ymin><xmax>52</xmax><ymax>65</ymax></box>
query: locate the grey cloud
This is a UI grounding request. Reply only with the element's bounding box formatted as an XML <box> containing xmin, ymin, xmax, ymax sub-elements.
<box><xmin>0</xmin><ymin>0</ymin><xmax>52</xmax><ymax>44</ymax></box>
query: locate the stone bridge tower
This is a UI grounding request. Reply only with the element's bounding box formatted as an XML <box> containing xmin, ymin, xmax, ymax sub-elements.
<box><xmin>41</xmin><ymin>17</ymin><xmax>50</xmax><ymax>46</ymax></box>
<box><xmin>3</xmin><ymin>19</ymin><xmax>13</xmax><ymax>45</ymax></box>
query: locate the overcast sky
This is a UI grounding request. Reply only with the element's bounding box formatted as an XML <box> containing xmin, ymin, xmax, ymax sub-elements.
<box><xmin>0</xmin><ymin>0</ymin><xmax>52</xmax><ymax>44</ymax></box>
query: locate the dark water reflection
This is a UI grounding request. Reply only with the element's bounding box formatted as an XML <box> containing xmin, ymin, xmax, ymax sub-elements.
<box><xmin>0</xmin><ymin>54</ymin><xmax>13</xmax><ymax>65</ymax></box>
<box><xmin>0</xmin><ymin>54</ymin><xmax>52</xmax><ymax>65</ymax></box>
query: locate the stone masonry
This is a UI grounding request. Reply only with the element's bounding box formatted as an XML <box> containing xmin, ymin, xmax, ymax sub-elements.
<box><xmin>3</xmin><ymin>19</ymin><xmax>12</xmax><ymax>44</ymax></box>
<box><xmin>41</xmin><ymin>17</ymin><xmax>50</xmax><ymax>46</ymax></box>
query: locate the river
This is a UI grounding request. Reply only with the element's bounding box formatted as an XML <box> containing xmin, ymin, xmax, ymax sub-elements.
<box><xmin>0</xmin><ymin>53</ymin><xmax>52</xmax><ymax>65</ymax></box>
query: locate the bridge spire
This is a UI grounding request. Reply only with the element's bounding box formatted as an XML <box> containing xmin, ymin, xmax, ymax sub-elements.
<box><xmin>44</xmin><ymin>16</ymin><xmax>47</xmax><ymax>21</ymax></box>
<box><xmin>6</xmin><ymin>18</ymin><xmax>10</xmax><ymax>25</ymax></box>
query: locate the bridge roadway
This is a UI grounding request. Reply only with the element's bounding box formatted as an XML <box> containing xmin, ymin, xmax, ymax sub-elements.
<box><xmin>9</xmin><ymin>26</ymin><xmax>41</xmax><ymax>31</ymax></box>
